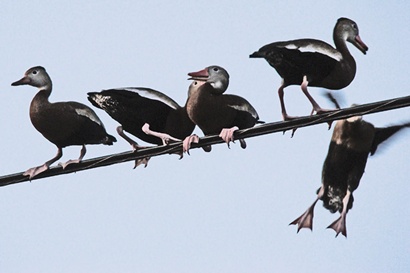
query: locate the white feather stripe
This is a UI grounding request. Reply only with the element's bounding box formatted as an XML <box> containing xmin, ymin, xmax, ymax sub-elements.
<box><xmin>227</xmin><ymin>104</ymin><xmax>258</xmax><ymax>119</ymax></box>
<box><xmin>123</xmin><ymin>88</ymin><xmax>179</xmax><ymax>110</ymax></box>
<box><xmin>75</xmin><ymin>109</ymin><xmax>103</xmax><ymax>126</ymax></box>
<box><xmin>284</xmin><ymin>44</ymin><xmax>342</xmax><ymax>61</ymax></box>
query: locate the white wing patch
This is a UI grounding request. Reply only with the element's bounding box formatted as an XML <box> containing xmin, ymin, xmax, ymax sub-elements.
<box><xmin>124</xmin><ymin>88</ymin><xmax>179</xmax><ymax>110</ymax></box>
<box><xmin>91</xmin><ymin>94</ymin><xmax>112</xmax><ymax>107</ymax></box>
<box><xmin>284</xmin><ymin>43</ymin><xmax>342</xmax><ymax>61</ymax></box>
<box><xmin>75</xmin><ymin>108</ymin><xmax>102</xmax><ymax>125</ymax></box>
<box><xmin>228</xmin><ymin>104</ymin><xmax>259</xmax><ymax>119</ymax></box>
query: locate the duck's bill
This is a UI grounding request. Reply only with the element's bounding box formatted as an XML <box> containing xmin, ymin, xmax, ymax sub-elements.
<box><xmin>11</xmin><ymin>77</ymin><xmax>30</xmax><ymax>86</ymax></box>
<box><xmin>187</xmin><ymin>68</ymin><xmax>209</xmax><ymax>80</ymax></box>
<box><xmin>354</xmin><ymin>35</ymin><xmax>368</xmax><ymax>54</ymax></box>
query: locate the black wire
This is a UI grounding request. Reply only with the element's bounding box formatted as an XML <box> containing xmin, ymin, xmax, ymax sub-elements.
<box><xmin>1</xmin><ymin>95</ymin><xmax>410</xmax><ymax>187</ymax></box>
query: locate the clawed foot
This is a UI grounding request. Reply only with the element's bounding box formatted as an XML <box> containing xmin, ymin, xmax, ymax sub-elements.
<box><xmin>142</xmin><ymin>123</ymin><xmax>181</xmax><ymax>145</ymax></box>
<box><xmin>313</xmin><ymin>107</ymin><xmax>336</xmax><ymax>115</ymax></box>
<box><xmin>312</xmin><ymin>108</ymin><xmax>336</xmax><ymax>129</ymax></box>
<box><xmin>130</xmin><ymin>142</ymin><xmax>141</xmax><ymax>151</ymax></box>
<box><xmin>282</xmin><ymin>115</ymin><xmax>299</xmax><ymax>137</ymax></box>
<box><xmin>219</xmin><ymin>126</ymin><xmax>239</xmax><ymax>148</ymax></box>
<box><xmin>282</xmin><ymin>127</ymin><xmax>298</xmax><ymax>138</ymax></box>
<box><xmin>282</xmin><ymin>113</ymin><xmax>300</xmax><ymax>121</ymax></box>
<box><xmin>182</xmin><ymin>134</ymin><xmax>199</xmax><ymax>155</ymax></box>
<box><xmin>23</xmin><ymin>164</ymin><xmax>49</xmax><ymax>180</ymax></box>
<box><xmin>134</xmin><ymin>157</ymin><xmax>150</xmax><ymax>169</ymax></box>
<box><xmin>129</xmin><ymin>142</ymin><xmax>152</xmax><ymax>169</ymax></box>
<box><xmin>327</xmin><ymin>120</ymin><xmax>334</xmax><ymax>130</ymax></box>
<box><xmin>58</xmin><ymin>159</ymin><xmax>81</xmax><ymax>169</ymax></box>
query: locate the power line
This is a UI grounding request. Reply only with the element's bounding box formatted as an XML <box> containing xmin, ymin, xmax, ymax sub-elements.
<box><xmin>1</xmin><ymin>94</ymin><xmax>410</xmax><ymax>187</ymax></box>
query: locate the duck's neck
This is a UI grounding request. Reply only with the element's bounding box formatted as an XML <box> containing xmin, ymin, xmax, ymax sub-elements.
<box><xmin>30</xmin><ymin>85</ymin><xmax>52</xmax><ymax>112</ymax></box>
<box><xmin>334</xmin><ymin>32</ymin><xmax>355</xmax><ymax>63</ymax></box>
<box><xmin>333</xmin><ymin>33</ymin><xmax>356</xmax><ymax>82</ymax></box>
<box><xmin>186</xmin><ymin>83</ymin><xmax>215</xmax><ymax>123</ymax></box>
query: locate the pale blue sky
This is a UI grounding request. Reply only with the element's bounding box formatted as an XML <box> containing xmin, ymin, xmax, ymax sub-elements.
<box><xmin>1</xmin><ymin>1</ymin><xmax>410</xmax><ymax>272</ymax></box>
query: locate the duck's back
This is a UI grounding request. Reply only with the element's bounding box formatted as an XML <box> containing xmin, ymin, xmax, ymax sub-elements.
<box><xmin>252</xmin><ymin>39</ymin><xmax>340</xmax><ymax>87</ymax></box>
<box><xmin>88</xmin><ymin>88</ymin><xmax>180</xmax><ymax>145</ymax></box>
<box><xmin>30</xmin><ymin>93</ymin><xmax>114</xmax><ymax>147</ymax></box>
<box><xmin>187</xmin><ymin>84</ymin><xmax>259</xmax><ymax>135</ymax></box>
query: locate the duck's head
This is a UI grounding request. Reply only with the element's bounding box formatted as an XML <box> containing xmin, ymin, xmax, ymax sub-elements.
<box><xmin>335</xmin><ymin>17</ymin><xmax>369</xmax><ymax>55</ymax></box>
<box><xmin>188</xmin><ymin>65</ymin><xmax>229</xmax><ymax>94</ymax></box>
<box><xmin>11</xmin><ymin>66</ymin><xmax>52</xmax><ymax>90</ymax></box>
<box><xmin>187</xmin><ymin>80</ymin><xmax>205</xmax><ymax>97</ymax></box>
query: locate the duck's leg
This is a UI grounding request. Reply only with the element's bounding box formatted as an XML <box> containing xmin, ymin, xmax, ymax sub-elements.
<box><xmin>141</xmin><ymin>123</ymin><xmax>181</xmax><ymax>145</ymax></box>
<box><xmin>327</xmin><ymin>190</ymin><xmax>351</xmax><ymax>237</ymax></box>
<box><xmin>142</xmin><ymin>123</ymin><xmax>192</xmax><ymax>161</ymax></box>
<box><xmin>117</xmin><ymin>126</ymin><xmax>150</xmax><ymax>168</ymax></box>
<box><xmin>278</xmin><ymin>81</ymin><xmax>300</xmax><ymax>136</ymax></box>
<box><xmin>182</xmin><ymin>134</ymin><xmax>199</xmax><ymax>155</ymax></box>
<box><xmin>133</xmin><ymin>157</ymin><xmax>151</xmax><ymax>169</ymax></box>
<box><xmin>219</xmin><ymin>126</ymin><xmax>241</xmax><ymax>148</ymax></box>
<box><xmin>24</xmin><ymin>147</ymin><xmax>63</xmax><ymax>179</ymax></box>
<box><xmin>301</xmin><ymin>76</ymin><xmax>335</xmax><ymax>115</ymax></box>
<box><xmin>182</xmin><ymin>135</ymin><xmax>213</xmax><ymax>155</ymax></box>
<box><xmin>117</xmin><ymin>126</ymin><xmax>141</xmax><ymax>150</ymax></box>
<box><xmin>289</xmin><ymin>186</ymin><xmax>324</xmax><ymax>232</ymax></box>
<box><xmin>278</xmin><ymin>81</ymin><xmax>297</xmax><ymax>121</ymax></box>
<box><xmin>59</xmin><ymin>145</ymin><xmax>86</xmax><ymax>169</ymax></box>
<box><xmin>301</xmin><ymin>76</ymin><xmax>322</xmax><ymax>113</ymax></box>
<box><xmin>301</xmin><ymin>76</ymin><xmax>334</xmax><ymax>129</ymax></box>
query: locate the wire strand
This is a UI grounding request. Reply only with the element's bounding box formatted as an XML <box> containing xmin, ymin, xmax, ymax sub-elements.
<box><xmin>1</xmin><ymin>94</ymin><xmax>410</xmax><ymax>187</ymax></box>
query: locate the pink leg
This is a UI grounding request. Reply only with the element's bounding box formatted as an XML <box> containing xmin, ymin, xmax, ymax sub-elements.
<box><xmin>117</xmin><ymin>126</ymin><xmax>150</xmax><ymax>168</ymax></box>
<box><xmin>301</xmin><ymin>76</ymin><xmax>335</xmax><ymax>129</ymax></box>
<box><xmin>327</xmin><ymin>190</ymin><xmax>351</xmax><ymax>237</ymax></box>
<box><xmin>24</xmin><ymin>147</ymin><xmax>63</xmax><ymax>179</ymax></box>
<box><xmin>278</xmin><ymin>81</ymin><xmax>296</xmax><ymax>121</ymax></box>
<box><xmin>182</xmin><ymin>134</ymin><xmax>199</xmax><ymax>155</ymax></box>
<box><xmin>117</xmin><ymin>126</ymin><xmax>141</xmax><ymax>150</ymax></box>
<box><xmin>301</xmin><ymin>76</ymin><xmax>322</xmax><ymax>113</ymax></box>
<box><xmin>59</xmin><ymin>145</ymin><xmax>86</xmax><ymax>169</ymax></box>
<box><xmin>142</xmin><ymin>123</ymin><xmax>181</xmax><ymax>145</ymax></box>
<box><xmin>278</xmin><ymin>81</ymin><xmax>299</xmax><ymax>136</ymax></box>
<box><xmin>219</xmin><ymin>126</ymin><xmax>239</xmax><ymax>148</ymax></box>
<box><xmin>290</xmin><ymin>186</ymin><xmax>324</xmax><ymax>232</ymax></box>
<box><xmin>301</xmin><ymin>76</ymin><xmax>335</xmax><ymax>115</ymax></box>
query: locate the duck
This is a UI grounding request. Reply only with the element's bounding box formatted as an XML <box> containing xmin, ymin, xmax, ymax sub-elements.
<box><xmin>88</xmin><ymin>80</ymin><xmax>205</xmax><ymax>166</ymax></box>
<box><xmin>249</xmin><ymin>17</ymin><xmax>368</xmax><ymax>120</ymax></box>
<box><xmin>11</xmin><ymin>66</ymin><xmax>116</xmax><ymax>179</ymax></box>
<box><xmin>290</xmin><ymin>112</ymin><xmax>410</xmax><ymax>237</ymax></box>
<box><xmin>183</xmin><ymin>65</ymin><xmax>262</xmax><ymax>152</ymax></box>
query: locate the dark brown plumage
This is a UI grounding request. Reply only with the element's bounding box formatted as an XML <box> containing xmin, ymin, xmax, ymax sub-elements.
<box><xmin>183</xmin><ymin>65</ymin><xmax>262</xmax><ymax>152</ymax></box>
<box><xmin>87</xmin><ymin>81</ymin><xmax>204</xmax><ymax>166</ymax></box>
<box><xmin>12</xmin><ymin>66</ymin><xmax>116</xmax><ymax>179</ymax></box>
<box><xmin>88</xmin><ymin>82</ymin><xmax>203</xmax><ymax>145</ymax></box>
<box><xmin>290</xmin><ymin>115</ymin><xmax>410</xmax><ymax>237</ymax></box>
<box><xmin>250</xmin><ymin>17</ymin><xmax>368</xmax><ymax>120</ymax></box>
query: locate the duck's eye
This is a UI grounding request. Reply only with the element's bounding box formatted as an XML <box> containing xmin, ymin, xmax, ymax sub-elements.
<box><xmin>352</xmin><ymin>23</ymin><xmax>357</xmax><ymax>30</ymax></box>
<box><xmin>213</xmin><ymin>67</ymin><xmax>219</xmax><ymax>72</ymax></box>
<box><xmin>32</xmin><ymin>70</ymin><xmax>38</xmax><ymax>75</ymax></box>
